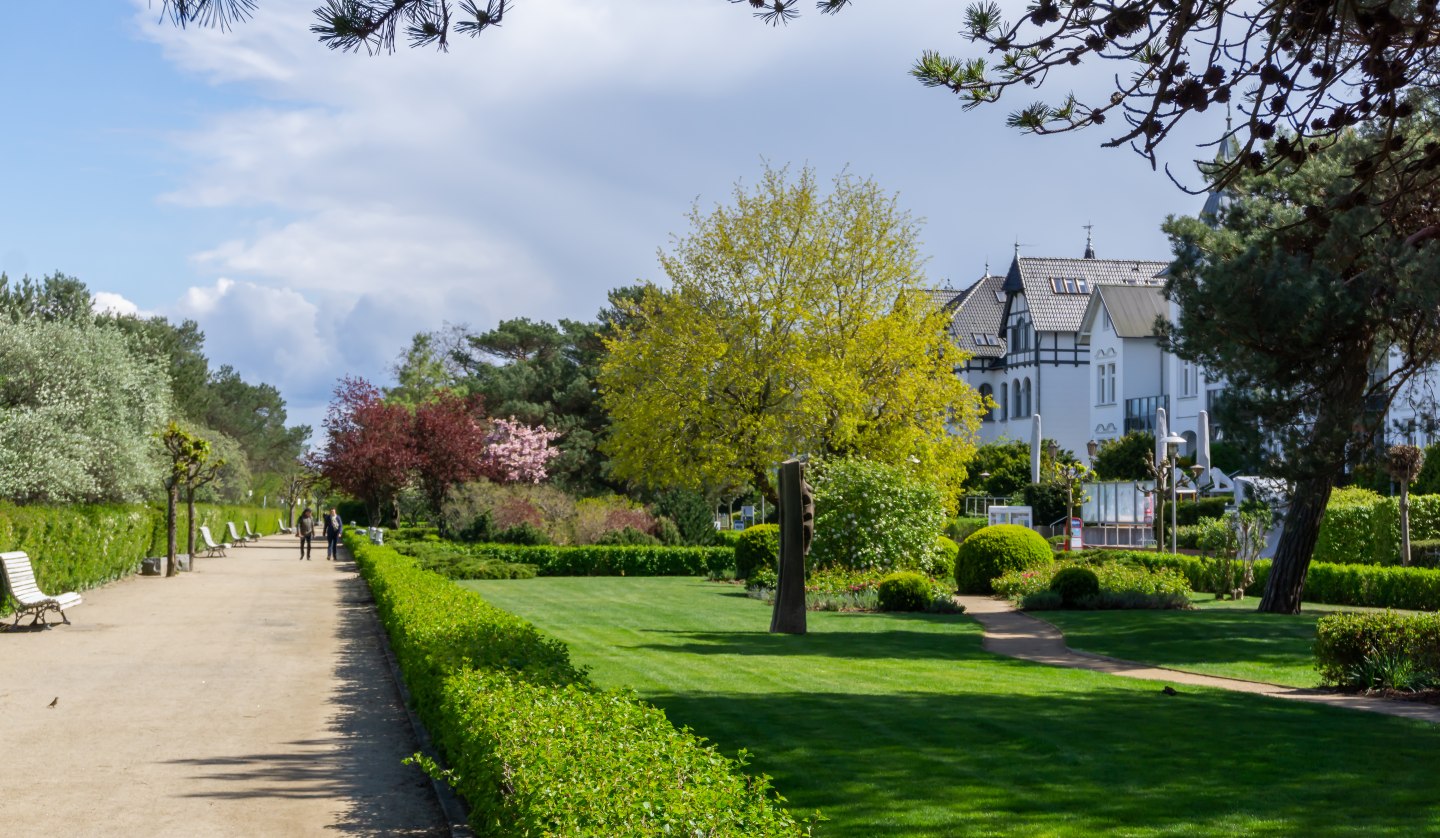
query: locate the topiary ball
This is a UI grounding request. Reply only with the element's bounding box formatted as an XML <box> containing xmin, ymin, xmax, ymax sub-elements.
<box><xmin>1049</xmin><ymin>566</ymin><xmax>1100</xmax><ymax>607</ymax></box>
<box><xmin>955</xmin><ymin>524</ymin><xmax>1054</xmax><ymax>594</ymax></box>
<box><xmin>735</xmin><ymin>523</ymin><xmax>780</xmax><ymax>581</ymax></box>
<box><xmin>877</xmin><ymin>571</ymin><xmax>934</xmax><ymax>612</ymax></box>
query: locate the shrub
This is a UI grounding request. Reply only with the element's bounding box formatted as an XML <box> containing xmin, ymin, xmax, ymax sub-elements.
<box><xmin>1173</xmin><ymin>497</ymin><xmax>1232</xmax><ymax>526</ymax></box>
<box><xmin>652</xmin><ymin>488</ymin><xmax>717</xmax><ymax>546</ymax></box>
<box><xmin>1315</xmin><ymin>611</ymin><xmax>1440</xmax><ymax>689</ymax></box>
<box><xmin>652</xmin><ymin>516</ymin><xmax>682</xmax><ymax>546</ymax></box>
<box><xmin>1413</xmin><ymin>538</ymin><xmax>1440</xmax><ymax>569</ymax></box>
<box><xmin>345</xmin><ymin>535</ymin><xmax>807</xmax><ymax>834</ymax></box>
<box><xmin>713</xmin><ymin>529</ymin><xmax>741</xmax><ymax>548</ymax></box>
<box><xmin>1018</xmin><ymin>482</ymin><xmax>1070</xmax><ymax>526</ymax></box>
<box><xmin>746</xmin><ymin>565</ymin><xmax>778</xmax><ymax>591</ymax></box>
<box><xmin>594</xmin><ymin>526</ymin><xmax>660</xmax><ymax>546</ymax></box>
<box><xmin>995</xmin><ymin>559</ymin><xmax>1192</xmax><ymax>610</ymax></box>
<box><xmin>735</xmin><ymin>523</ymin><xmax>780</xmax><ymax>581</ymax></box>
<box><xmin>493</xmin><ymin>522</ymin><xmax>551</xmax><ymax>546</ymax></box>
<box><xmin>955</xmin><ymin>524</ymin><xmax>1053</xmax><ymax>594</ymax></box>
<box><xmin>1313</xmin><ymin>487</ymin><xmax>1385</xmax><ymax>565</ymax></box>
<box><xmin>946</xmin><ymin>516</ymin><xmax>988</xmax><ymax>544</ymax></box>
<box><xmin>931</xmin><ymin>536</ymin><xmax>959</xmax><ymax>583</ymax></box>
<box><xmin>877</xmin><ymin>571</ymin><xmax>933</xmax><ymax>611</ymax></box>
<box><xmin>1049</xmin><ymin>566</ymin><xmax>1100</xmax><ymax>607</ymax></box>
<box><xmin>809</xmin><ymin>458</ymin><xmax>948</xmax><ymax>574</ymax></box>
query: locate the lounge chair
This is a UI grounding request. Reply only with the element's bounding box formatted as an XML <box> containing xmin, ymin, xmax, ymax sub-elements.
<box><xmin>226</xmin><ymin>521</ymin><xmax>249</xmax><ymax>547</ymax></box>
<box><xmin>199</xmin><ymin>526</ymin><xmax>230</xmax><ymax>558</ymax></box>
<box><xmin>1</xmin><ymin>551</ymin><xmax>82</xmax><ymax>627</ymax></box>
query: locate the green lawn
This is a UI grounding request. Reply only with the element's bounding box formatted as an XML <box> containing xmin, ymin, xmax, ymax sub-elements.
<box><xmin>466</xmin><ymin>577</ymin><xmax>1440</xmax><ymax>837</ymax></box>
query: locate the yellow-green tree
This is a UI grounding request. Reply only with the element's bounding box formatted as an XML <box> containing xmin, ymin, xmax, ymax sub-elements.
<box><xmin>599</xmin><ymin>165</ymin><xmax>984</xmax><ymax>507</ymax></box>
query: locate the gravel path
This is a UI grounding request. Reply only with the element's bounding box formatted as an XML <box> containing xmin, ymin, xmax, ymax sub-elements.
<box><xmin>0</xmin><ymin>534</ymin><xmax>448</xmax><ymax>837</ymax></box>
<box><xmin>956</xmin><ymin>594</ymin><xmax>1440</xmax><ymax>724</ymax></box>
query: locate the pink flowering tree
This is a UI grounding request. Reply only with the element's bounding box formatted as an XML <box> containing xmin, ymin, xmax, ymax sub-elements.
<box><xmin>480</xmin><ymin>417</ymin><xmax>561</xmax><ymax>484</ymax></box>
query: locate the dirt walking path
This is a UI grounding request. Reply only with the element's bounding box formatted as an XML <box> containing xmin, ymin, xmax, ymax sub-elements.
<box><xmin>0</xmin><ymin>534</ymin><xmax>448</xmax><ymax>837</ymax></box>
<box><xmin>956</xmin><ymin>594</ymin><xmax>1440</xmax><ymax>724</ymax></box>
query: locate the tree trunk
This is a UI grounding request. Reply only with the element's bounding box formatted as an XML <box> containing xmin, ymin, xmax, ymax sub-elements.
<box><xmin>750</xmin><ymin>465</ymin><xmax>780</xmax><ymax>509</ymax></box>
<box><xmin>1401</xmin><ymin>484</ymin><xmax>1412</xmax><ymax>566</ymax></box>
<box><xmin>1259</xmin><ymin>476</ymin><xmax>1335</xmax><ymax>613</ymax></box>
<box><xmin>165</xmin><ymin>483</ymin><xmax>180</xmax><ymax>578</ymax></box>
<box><xmin>186</xmin><ymin>489</ymin><xmax>197</xmax><ymax>560</ymax></box>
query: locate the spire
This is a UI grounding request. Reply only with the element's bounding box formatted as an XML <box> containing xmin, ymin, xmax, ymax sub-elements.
<box><xmin>1083</xmin><ymin>222</ymin><xmax>1095</xmax><ymax>259</ymax></box>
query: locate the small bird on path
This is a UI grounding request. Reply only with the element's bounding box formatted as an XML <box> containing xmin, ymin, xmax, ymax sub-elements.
<box><xmin>47</xmin><ymin>697</ymin><xmax>58</xmax><ymax>708</ymax></box>
<box><xmin>1160</xmin><ymin>685</ymin><xmax>1179</xmax><ymax>696</ymax></box>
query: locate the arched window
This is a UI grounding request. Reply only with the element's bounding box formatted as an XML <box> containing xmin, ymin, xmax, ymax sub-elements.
<box><xmin>1023</xmin><ymin>378</ymin><xmax>1033</xmax><ymax>417</ymax></box>
<box><xmin>999</xmin><ymin>382</ymin><xmax>1009</xmax><ymax>420</ymax></box>
<box><xmin>979</xmin><ymin>383</ymin><xmax>994</xmax><ymax>422</ymax></box>
<box><xmin>1012</xmin><ymin>380</ymin><xmax>1022</xmax><ymax>419</ymax></box>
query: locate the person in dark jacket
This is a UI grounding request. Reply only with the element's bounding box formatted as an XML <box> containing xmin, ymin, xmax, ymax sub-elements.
<box><xmin>323</xmin><ymin>508</ymin><xmax>344</xmax><ymax>561</ymax></box>
<box><xmin>297</xmin><ymin>508</ymin><xmax>315</xmax><ymax>560</ymax></box>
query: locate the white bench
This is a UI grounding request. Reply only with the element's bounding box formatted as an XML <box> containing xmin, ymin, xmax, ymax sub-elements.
<box><xmin>278</xmin><ymin>517</ymin><xmax>294</xmax><ymax>535</ymax></box>
<box><xmin>226</xmin><ymin>521</ymin><xmax>250</xmax><ymax>547</ymax></box>
<box><xmin>199</xmin><ymin>526</ymin><xmax>230</xmax><ymax>558</ymax></box>
<box><xmin>1</xmin><ymin>551</ymin><xmax>82</xmax><ymax>628</ymax></box>
<box><xmin>242</xmin><ymin>521</ymin><xmax>262</xmax><ymax>542</ymax></box>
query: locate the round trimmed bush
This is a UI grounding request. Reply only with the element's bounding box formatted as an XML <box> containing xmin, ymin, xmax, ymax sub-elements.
<box><xmin>931</xmin><ymin>536</ymin><xmax>959</xmax><ymax>582</ymax></box>
<box><xmin>877</xmin><ymin>571</ymin><xmax>934</xmax><ymax>612</ymax></box>
<box><xmin>1049</xmin><ymin>566</ymin><xmax>1100</xmax><ymax>607</ymax></box>
<box><xmin>735</xmin><ymin>523</ymin><xmax>780</xmax><ymax>581</ymax></box>
<box><xmin>955</xmin><ymin>524</ymin><xmax>1053</xmax><ymax>594</ymax></box>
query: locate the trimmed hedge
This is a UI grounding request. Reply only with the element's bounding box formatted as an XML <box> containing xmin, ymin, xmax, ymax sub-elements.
<box><xmin>347</xmin><ymin>534</ymin><xmax>808</xmax><ymax>835</ymax></box>
<box><xmin>735</xmin><ymin>524</ymin><xmax>780</xmax><ymax>581</ymax></box>
<box><xmin>1173</xmin><ymin>497</ymin><xmax>1232</xmax><ymax>527</ymax></box>
<box><xmin>1313</xmin><ymin>489</ymin><xmax>1440</xmax><ymax>565</ymax></box>
<box><xmin>456</xmin><ymin>543</ymin><xmax>735</xmax><ymax>577</ymax></box>
<box><xmin>955</xmin><ymin>524</ymin><xmax>1053</xmax><ymax>594</ymax></box>
<box><xmin>1315</xmin><ymin>611</ymin><xmax>1440</xmax><ymax>689</ymax></box>
<box><xmin>0</xmin><ymin>502</ymin><xmax>283</xmax><ymax>615</ymax></box>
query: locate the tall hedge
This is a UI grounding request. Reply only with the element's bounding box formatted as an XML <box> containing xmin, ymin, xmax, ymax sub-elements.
<box><xmin>1312</xmin><ymin>488</ymin><xmax>1440</xmax><ymax>565</ymax></box>
<box><xmin>0</xmin><ymin>502</ymin><xmax>283</xmax><ymax>615</ymax></box>
<box><xmin>346</xmin><ymin>534</ymin><xmax>808</xmax><ymax>835</ymax></box>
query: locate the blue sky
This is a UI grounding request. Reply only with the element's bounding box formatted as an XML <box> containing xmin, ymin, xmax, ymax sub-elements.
<box><xmin>0</xmin><ymin>1</ymin><xmax>1216</xmax><ymax>436</ymax></box>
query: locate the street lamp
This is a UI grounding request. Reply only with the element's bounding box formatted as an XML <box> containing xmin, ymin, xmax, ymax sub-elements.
<box><xmin>1086</xmin><ymin>439</ymin><xmax>1098</xmax><ymax>461</ymax></box>
<box><xmin>1165</xmin><ymin>433</ymin><xmax>1186</xmax><ymax>554</ymax></box>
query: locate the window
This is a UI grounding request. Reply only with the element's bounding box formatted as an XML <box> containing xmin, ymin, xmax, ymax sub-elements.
<box><xmin>1000</xmin><ymin>381</ymin><xmax>1009</xmax><ymax>419</ymax></box>
<box><xmin>1076</xmin><ymin>279</ymin><xmax>1090</xmax><ymax>294</ymax></box>
<box><xmin>1096</xmin><ymin>366</ymin><xmax>1105</xmax><ymax>406</ymax></box>
<box><xmin>979</xmin><ymin>383</ymin><xmax>994</xmax><ymax>422</ymax></box>
<box><xmin>972</xmin><ymin>333</ymin><xmax>999</xmax><ymax>347</ymax></box>
<box><xmin>1049</xmin><ymin>277</ymin><xmax>1092</xmax><ymax>294</ymax></box>
<box><xmin>1012</xmin><ymin>380</ymin><xmax>1022</xmax><ymax>419</ymax></box>
<box><xmin>994</xmin><ymin>290</ymin><xmax>1006</xmax><ymax>304</ymax></box>
<box><xmin>1023</xmin><ymin>378</ymin><xmax>1033</xmax><ymax>417</ymax></box>
<box><xmin>1180</xmin><ymin>360</ymin><xmax>1197</xmax><ymax>398</ymax></box>
<box><xmin>1105</xmin><ymin>363</ymin><xmax>1117</xmax><ymax>405</ymax></box>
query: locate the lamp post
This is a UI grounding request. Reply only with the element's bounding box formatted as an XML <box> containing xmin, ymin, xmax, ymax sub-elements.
<box><xmin>1165</xmin><ymin>433</ymin><xmax>1186</xmax><ymax>554</ymax></box>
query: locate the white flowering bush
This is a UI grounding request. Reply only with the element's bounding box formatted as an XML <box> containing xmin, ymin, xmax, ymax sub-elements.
<box><xmin>0</xmin><ymin>319</ymin><xmax>171</xmax><ymax>503</ymax></box>
<box><xmin>808</xmin><ymin>457</ymin><xmax>947</xmax><ymax>574</ymax></box>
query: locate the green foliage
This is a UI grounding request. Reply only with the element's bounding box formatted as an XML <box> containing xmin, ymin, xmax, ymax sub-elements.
<box><xmin>1412</xmin><ymin>538</ymin><xmax>1440</xmax><ymax>569</ymax></box>
<box><xmin>954</xmin><ymin>524</ymin><xmax>1053</xmax><ymax>594</ymax></box>
<box><xmin>346</xmin><ymin>536</ymin><xmax>807</xmax><ymax>835</ymax></box>
<box><xmin>493</xmin><ymin>522</ymin><xmax>551</xmax><ymax>546</ymax></box>
<box><xmin>594</xmin><ymin>526</ymin><xmax>660</xmax><ymax>546</ymax></box>
<box><xmin>1049</xmin><ymin>566</ymin><xmax>1100</xmax><ymax>607</ymax></box>
<box><xmin>1172</xmin><ymin>497</ymin><xmax>1232</xmax><ymax>526</ymax></box>
<box><xmin>600</xmin><ymin>165</ymin><xmax>984</xmax><ymax>504</ymax></box>
<box><xmin>962</xmin><ymin>441</ymin><xmax>1032</xmax><ymax>497</ymax></box>
<box><xmin>994</xmin><ymin>559</ymin><xmax>1192</xmax><ymax>610</ymax></box>
<box><xmin>712</xmin><ymin>529</ymin><xmax>741</xmax><ymax>548</ymax></box>
<box><xmin>810</xmin><ymin>458</ymin><xmax>948</xmax><ymax>574</ymax></box>
<box><xmin>1090</xmin><ymin>432</ymin><xmax>1155</xmax><ymax>481</ymax></box>
<box><xmin>1018</xmin><ymin>481</ymin><xmax>1070</xmax><ymax>525</ymax></box>
<box><xmin>877</xmin><ymin>571</ymin><xmax>936</xmax><ymax>612</ymax></box>
<box><xmin>652</xmin><ymin>488</ymin><xmax>717</xmax><ymax>546</ymax></box>
<box><xmin>735</xmin><ymin>523</ymin><xmax>780</xmax><ymax>581</ymax></box>
<box><xmin>1315</xmin><ymin>612</ymin><xmax>1440</xmax><ymax>690</ymax></box>
<box><xmin>1313</xmin><ymin>487</ymin><xmax>1385</xmax><ymax>565</ymax></box>
<box><xmin>931</xmin><ymin>536</ymin><xmax>959</xmax><ymax>582</ymax></box>
<box><xmin>432</xmin><ymin>543</ymin><xmax>737</xmax><ymax>578</ymax></box>
<box><xmin>1414</xmin><ymin>443</ymin><xmax>1440</xmax><ymax>496</ymax></box>
<box><xmin>652</xmin><ymin>516</ymin><xmax>682</xmax><ymax>546</ymax></box>
<box><xmin>945</xmin><ymin>516</ymin><xmax>988</xmax><ymax>544</ymax></box>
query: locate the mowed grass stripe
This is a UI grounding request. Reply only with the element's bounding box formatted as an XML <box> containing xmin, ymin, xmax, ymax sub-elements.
<box><xmin>465</xmin><ymin>577</ymin><xmax>1440</xmax><ymax>837</ymax></box>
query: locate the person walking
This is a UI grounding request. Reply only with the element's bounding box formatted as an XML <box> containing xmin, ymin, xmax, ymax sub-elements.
<box><xmin>323</xmin><ymin>507</ymin><xmax>344</xmax><ymax>560</ymax></box>
<box><xmin>297</xmin><ymin>507</ymin><xmax>315</xmax><ymax>560</ymax></box>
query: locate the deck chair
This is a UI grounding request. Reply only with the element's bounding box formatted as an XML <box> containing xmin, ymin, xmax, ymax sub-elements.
<box><xmin>278</xmin><ymin>517</ymin><xmax>294</xmax><ymax>535</ymax></box>
<box><xmin>242</xmin><ymin>521</ymin><xmax>262</xmax><ymax>542</ymax></box>
<box><xmin>1</xmin><ymin>551</ymin><xmax>82</xmax><ymax>627</ymax></box>
<box><xmin>199</xmin><ymin>526</ymin><xmax>230</xmax><ymax>558</ymax></box>
<box><xmin>226</xmin><ymin>521</ymin><xmax>249</xmax><ymax>547</ymax></box>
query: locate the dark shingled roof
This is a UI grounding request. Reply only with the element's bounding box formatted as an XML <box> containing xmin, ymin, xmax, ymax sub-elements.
<box><xmin>916</xmin><ymin>287</ymin><xmax>965</xmax><ymax>313</ymax></box>
<box><xmin>1084</xmin><ymin>284</ymin><xmax>1169</xmax><ymax>338</ymax></box>
<box><xmin>947</xmin><ymin>275</ymin><xmax>1008</xmax><ymax>358</ymax></box>
<box><xmin>1004</xmin><ymin>256</ymin><xmax>1169</xmax><ymax>333</ymax></box>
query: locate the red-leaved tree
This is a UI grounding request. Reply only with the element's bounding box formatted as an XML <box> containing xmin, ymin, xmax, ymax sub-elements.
<box><xmin>412</xmin><ymin>391</ymin><xmax>490</xmax><ymax>515</ymax></box>
<box><xmin>309</xmin><ymin>377</ymin><xmax>417</xmax><ymax>526</ymax></box>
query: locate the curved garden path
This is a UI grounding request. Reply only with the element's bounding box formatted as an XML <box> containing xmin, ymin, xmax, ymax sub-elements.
<box><xmin>955</xmin><ymin>594</ymin><xmax>1440</xmax><ymax>724</ymax></box>
<box><xmin>0</xmin><ymin>534</ymin><xmax>451</xmax><ymax>837</ymax></box>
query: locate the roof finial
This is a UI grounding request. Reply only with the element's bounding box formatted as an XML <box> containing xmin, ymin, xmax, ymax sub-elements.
<box><xmin>1083</xmin><ymin>222</ymin><xmax>1095</xmax><ymax>259</ymax></box>
<box><xmin>984</xmin><ymin>258</ymin><xmax>990</xmax><ymax>276</ymax></box>
<box><xmin>1014</xmin><ymin>239</ymin><xmax>1021</xmax><ymax>259</ymax></box>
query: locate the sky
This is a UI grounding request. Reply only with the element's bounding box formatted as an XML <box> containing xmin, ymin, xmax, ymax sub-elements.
<box><xmin>0</xmin><ymin>1</ymin><xmax>1220</xmax><ymax>439</ymax></box>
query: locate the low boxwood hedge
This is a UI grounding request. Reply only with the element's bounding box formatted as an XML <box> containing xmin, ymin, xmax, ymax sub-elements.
<box><xmin>346</xmin><ymin>533</ymin><xmax>808</xmax><ymax>835</ymax></box>
<box><xmin>1315</xmin><ymin>611</ymin><xmax>1440</xmax><ymax>689</ymax></box>
<box><xmin>458</xmin><ymin>543</ymin><xmax>735</xmax><ymax>577</ymax></box>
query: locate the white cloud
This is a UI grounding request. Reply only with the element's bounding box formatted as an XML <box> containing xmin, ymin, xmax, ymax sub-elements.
<box><xmin>91</xmin><ymin>291</ymin><xmax>149</xmax><ymax>318</ymax></box>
